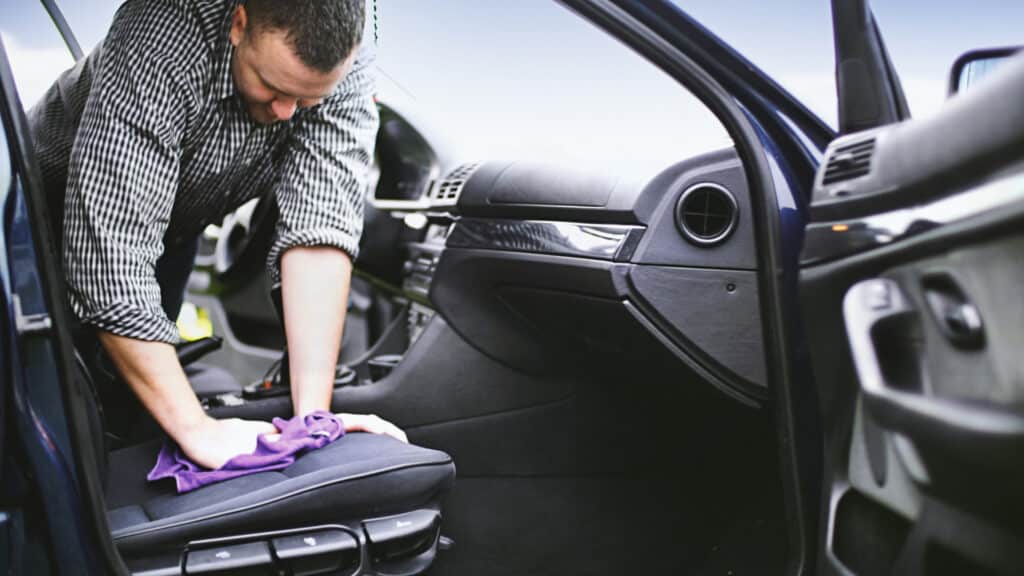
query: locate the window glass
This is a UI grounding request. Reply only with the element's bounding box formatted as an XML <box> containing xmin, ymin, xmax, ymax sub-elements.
<box><xmin>670</xmin><ymin>0</ymin><xmax>837</xmax><ymax>128</ymax></box>
<box><xmin>675</xmin><ymin>0</ymin><xmax>1024</xmax><ymax>126</ymax></box>
<box><xmin>375</xmin><ymin>0</ymin><xmax>730</xmax><ymax>181</ymax></box>
<box><xmin>51</xmin><ymin>0</ymin><xmax>731</xmax><ymax>178</ymax></box>
<box><xmin>0</xmin><ymin>2</ymin><xmax>75</xmax><ymax>108</ymax></box>
<box><xmin>54</xmin><ymin>0</ymin><xmax>123</xmax><ymax>54</ymax></box>
<box><xmin>872</xmin><ymin>1</ymin><xmax>1024</xmax><ymax>119</ymax></box>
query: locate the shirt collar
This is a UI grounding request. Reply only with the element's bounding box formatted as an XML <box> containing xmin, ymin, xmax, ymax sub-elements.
<box><xmin>214</xmin><ymin>40</ymin><xmax>236</xmax><ymax>101</ymax></box>
<box><xmin>213</xmin><ymin>3</ymin><xmax>238</xmax><ymax>101</ymax></box>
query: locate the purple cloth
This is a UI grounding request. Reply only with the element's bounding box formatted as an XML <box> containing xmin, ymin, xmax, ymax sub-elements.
<box><xmin>148</xmin><ymin>411</ymin><xmax>345</xmax><ymax>493</ymax></box>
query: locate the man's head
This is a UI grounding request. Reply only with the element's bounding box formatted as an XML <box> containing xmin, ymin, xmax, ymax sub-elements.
<box><xmin>229</xmin><ymin>0</ymin><xmax>366</xmax><ymax>124</ymax></box>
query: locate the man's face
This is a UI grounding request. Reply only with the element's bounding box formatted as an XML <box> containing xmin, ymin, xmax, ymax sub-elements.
<box><xmin>229</xmin><ymin>6</ymin><xmax>354</xmax><ymax>124</ymax></box>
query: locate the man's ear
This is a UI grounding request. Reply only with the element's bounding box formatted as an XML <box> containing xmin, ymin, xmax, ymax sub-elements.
<box><xmin>229</xmin><ymin>5</ymin><xmax>248</xmax><ymax>47</ymax></box>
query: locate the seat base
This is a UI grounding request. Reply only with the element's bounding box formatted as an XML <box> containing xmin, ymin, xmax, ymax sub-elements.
<box><xmin>122</xmin><ymin>506</ymin><xmax>445</xmax><ymax>576</ymax></box>
<box><xmin>106</xmin><ymin>432</ymin><xmax>455</xmax><ymax>567</ymax></box>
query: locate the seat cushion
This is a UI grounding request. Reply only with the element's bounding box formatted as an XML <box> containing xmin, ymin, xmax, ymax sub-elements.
<box><xmin>106</xmin><ymin>433</ymin><xmax>455</xmax><ymax>555</ymax></box>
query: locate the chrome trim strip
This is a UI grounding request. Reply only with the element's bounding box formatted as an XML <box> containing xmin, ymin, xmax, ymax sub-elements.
<box><xmin>368</xmin><ymin>198</ymin><xmax>435</xmax><ymax>211</ymax></box>
<box><xmin>447</xmin><ymin>218</ymin><xmax>642</xmax><ymax>260</ymax></box>
<box><xmin>803</xmin><ymin>169</ymin><xmax>1024</xmax><ymax>264</ymax></box>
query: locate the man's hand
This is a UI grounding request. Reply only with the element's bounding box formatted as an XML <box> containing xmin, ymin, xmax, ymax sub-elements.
<box><xmin>99</xmin><ymin>333</ymin><xmax>282</xmax><ymax>469</ymax></box>
<box><xmin>338</xmin><ymin>413</ymin><xmax>408</xmax><ymax>443</ymax></box>
<box><xmin>181</xmin><ymin>413</ymin><xmax>407</xmax><ymax>470</ymax></box>
<box><xmin>180</xmin><ymin>417</ymin><xmax>278</xmax><ymax>470</ymax></box>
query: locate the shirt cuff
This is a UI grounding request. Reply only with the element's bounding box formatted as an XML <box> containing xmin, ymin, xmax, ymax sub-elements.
<box><xmin>75</xmin><ymin>301</ymin><xmax>180</xmax><ymax>344</ymax></box>
<box><xmin>266</xmin><ymin>227</ymin><xmax>361</xmax><ymax>284</ymax></box>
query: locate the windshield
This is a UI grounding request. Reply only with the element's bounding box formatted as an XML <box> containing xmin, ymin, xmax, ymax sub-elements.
<box><xmin>676</xmin><ymin>0</ymin><xmax>1024</xmax><ymax>126</ymax></box>
<box><xmin>872</xmin><ymin>1</ymin><xmax>1024</xmax><ymax>115</ymax></box>
<box><xmin>49</xmin><ymin>0</ymin><xmax>1024</xmax><ymax>144</ymax></box>
<box><xmin>374</xmin><ymin>0</ymin><xmax>730</xmax><ymax>179</ymax></box>
<box><xmin>0</xmin><ymin>2</ymin><xmax>75</xmax><ymax>107</ymax></box>
<box><xmin>672</xmin><ymin>1</ymin><xmax>837</xmax><ymax>126</ymax></box>
<box><xmin>54</xmin><ymin>0</ymin><xmax>122</xmax><ymax>54</ymax></box>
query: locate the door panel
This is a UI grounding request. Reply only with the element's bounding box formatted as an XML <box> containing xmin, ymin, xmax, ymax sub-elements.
<box><xmin>805</xmin><ymin>214</ymin><xmax>1024</xmax><ymax>576</ymax></box>
<box><xmin>802</xmin><ymin>155</ymin><xmax>1024</xmax><ymax>575</ymax></box>
<box><xmin>801</xmin><ymin>23</ymin><xmax>1024</xmax><ymax>569</ymax></box>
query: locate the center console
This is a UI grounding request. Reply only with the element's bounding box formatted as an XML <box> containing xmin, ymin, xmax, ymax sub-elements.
<box><xmin>196</xmin><ymin>220</ymin><xmax>451</xmax><ymax>419</ymax></box>
<box><xmin>401</xmin><ymin>222</ymin><xmax>449</xmax><ymax>344</ymax></box>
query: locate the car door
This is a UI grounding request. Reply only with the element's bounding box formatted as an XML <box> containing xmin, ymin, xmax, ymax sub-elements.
<box><xmin>0</xmin><ymin>3</ymin><xmax>128</xmax><ymax>574</ymax></box>
<box><xmin>800</xmin><ymin>4</ymin><xmax>1024</xmax><ymax>575</ymax></box>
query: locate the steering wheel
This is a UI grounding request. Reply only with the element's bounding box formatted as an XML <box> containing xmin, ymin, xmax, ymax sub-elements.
<box><xmin>210</xmin><ymin>156</ymin><xmax>382</xmax><ymax>289</ymax></box>
<box><xmin>211</xmin><ymin>194</ymin><xmax>278</xmax><ymax>289</ymax></box>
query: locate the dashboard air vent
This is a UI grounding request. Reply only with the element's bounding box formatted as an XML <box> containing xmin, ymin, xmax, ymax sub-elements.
<box><xmin>675</xmin><ymin>183</ymin><xmax>739</xmax><ymax>246</ymax></box>
<box><xmin>432</xmin><ymin>162</ymin><xmax>481</xmax><ymax>203</ymax></box>
<box><xmin>822</xmin><ymin>138</ymin><xmax>876</xmax><ymax>185</ymax></box>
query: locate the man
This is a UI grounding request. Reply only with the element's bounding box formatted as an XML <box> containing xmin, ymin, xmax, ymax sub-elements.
<box><xmin>29</xmin><ymin>0</ymin><xmax>405</xmax><ymax>471</ymax></box>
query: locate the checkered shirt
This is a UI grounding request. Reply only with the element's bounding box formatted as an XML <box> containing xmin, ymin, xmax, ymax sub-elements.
<box><xmin>28</xmin><ymin>0</ymin><xmax>378</xmax><ymax>344</ymax></box>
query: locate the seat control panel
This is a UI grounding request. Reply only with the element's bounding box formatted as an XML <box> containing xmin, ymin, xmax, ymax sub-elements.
<box><xmin>132</xmin><ymin>512</ymin><xmax>446</xmax><ymax>576</ymax></box>
<box><xmin>185</xmin><ymin>541</ymin><xmax>273</xmax><ymax>575</ymax></box>
<box><xmin>272</xmin><ymin>529</ymin><xmax>359</xmax><ymax>576</ymax></box>
<box><xmin>363</xmin><ymin>510</ymin><xmax>442</xmax><ymax>576</ymax></box>
<box><xmin>181</xmin><ymin>528</ymin><xmax>360</xmax><ymax>576</ymax></box>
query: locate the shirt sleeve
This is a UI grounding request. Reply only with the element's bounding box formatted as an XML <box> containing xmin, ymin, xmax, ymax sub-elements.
<box><xmin>266</xmin><ymin>42</ymin><xmax>380</xmax><ymax>284</ymax></box>
<box><xmin>62</xmin><ymin>11</ymin><xmax>198</xmax><ymax>343</ymax></box>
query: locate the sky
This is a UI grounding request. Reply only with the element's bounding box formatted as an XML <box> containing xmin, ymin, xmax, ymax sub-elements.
<box><xmin>2</xmin><ymin>0</ymin><xmax>1022</xmax><ymax>180</ymax></box>
<box><xmin>678</xmin><ymin>0</ymin><xmax>1024</xmax><ymax>124</ymax></box>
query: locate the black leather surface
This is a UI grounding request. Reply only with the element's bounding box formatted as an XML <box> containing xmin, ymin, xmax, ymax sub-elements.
<box><xmin>106</xmin><ymin>433</ymin><xmax>455</xmax><ymax>555</ymax></box>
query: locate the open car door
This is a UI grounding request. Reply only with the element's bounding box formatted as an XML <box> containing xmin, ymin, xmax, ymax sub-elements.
<box><xmin>801</xmin><ymin>3</ymin><xmax>1024</xmax><ymax>574</ymax></box>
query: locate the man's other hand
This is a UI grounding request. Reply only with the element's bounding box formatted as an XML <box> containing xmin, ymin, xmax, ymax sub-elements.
<box><xmin>337</xmin><ymin>413</ymin><xmax>408</xmax><ymax>443</ymax></box>
<box><xmin>181</xmin><ymin>417</ymin><xmax>278</xmax><ymax>470</ymax></box>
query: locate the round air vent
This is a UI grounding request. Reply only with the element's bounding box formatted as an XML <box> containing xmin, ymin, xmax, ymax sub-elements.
<box><xmin>674</xmin><ymin>183</ymin><xmax>739</xmax><ymax>246</ymax></box>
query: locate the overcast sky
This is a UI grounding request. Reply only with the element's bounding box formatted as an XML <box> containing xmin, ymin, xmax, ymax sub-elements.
<box><xmin>3</xmin><ymin>0</ymin><xmax>1022</xmax><ymax>179</ymax></box>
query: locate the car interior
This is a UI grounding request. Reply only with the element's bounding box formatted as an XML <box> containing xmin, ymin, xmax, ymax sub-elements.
<box><xmin>96</xmin><ymin>98</ymin><xmax>789</xmax><ymax>574</ymax></box>
<box><xmin>159</xmin><ymin>133</ymin><xmax>789</xmax><ymax>576</ymax></box>
<box><xmin>2</xmin><ymin>2</ymin><xmax>793</xmax><ymax>575</ymax></box>
<box><xmin>800</xmin><ymin>47</ymin><xmax>1024</xmax><ymax>576</ymax></box>
<box><xmin>5</xmin><ymin>1</ymin><xmax>1022</xmax><ymax>576</ymax></box>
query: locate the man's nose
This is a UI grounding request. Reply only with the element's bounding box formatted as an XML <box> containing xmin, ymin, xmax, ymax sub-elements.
<box><xmin>270</xmin><ymin>97</ymin><xmax>297</xmax><ymax>121</ymax></box>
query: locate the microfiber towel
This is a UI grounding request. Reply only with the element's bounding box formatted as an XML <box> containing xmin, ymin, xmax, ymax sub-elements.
<box><xmin>148</xmin><ymin>411</ymin><xmax>345</xmax><ymax>493</ymax></box>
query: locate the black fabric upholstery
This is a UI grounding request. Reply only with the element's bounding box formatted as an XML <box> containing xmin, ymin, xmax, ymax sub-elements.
<box><xmin>109</xmin><ymin>365</ymin><xmax>246</xmax><ymax>446</ymax></box>
<box><xmin>106</xmin><ymin>433</ymin><xmax>455</xmax><ymax>555</ymax></box>
<box><xmin>184</xmin><ymin>363</ymin><xmax>243</xmax><ymax>397</ymax></box>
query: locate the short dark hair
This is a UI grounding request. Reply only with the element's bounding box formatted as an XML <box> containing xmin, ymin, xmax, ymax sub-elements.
<box><xmin>245</xmin><ymin>0</ymin><xmax>365</xmax><ymax>73</ymax></box>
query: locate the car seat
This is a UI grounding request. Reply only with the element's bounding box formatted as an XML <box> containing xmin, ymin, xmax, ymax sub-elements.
<box><xmin>74</xmin><ymin>341</ymin><xmax>455</xmax><ymax>576</ymax></box>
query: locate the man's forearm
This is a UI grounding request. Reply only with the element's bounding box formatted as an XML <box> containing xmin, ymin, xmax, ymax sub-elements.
<box><xmin>280</xmin><ymin>246</ymin><xmax>353</xmax><ymax>416</ymax></box>
<box><xmin>98</xmin><ymin>332</ymin><xmax>209</xmax><ymax>443</ymax></box>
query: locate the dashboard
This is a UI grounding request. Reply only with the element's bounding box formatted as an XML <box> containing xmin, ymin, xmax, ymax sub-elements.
<box><xmin>372</xmin><ymin>137</ymin><xmax>769</xmax><ymax>406</ymax></box>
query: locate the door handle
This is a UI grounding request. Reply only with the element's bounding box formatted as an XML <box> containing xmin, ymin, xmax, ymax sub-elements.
<box><xmin>843</xmin><ymin>279</ymin><xmax>1024</xmax><ymax>471</ymax></box>
<box><xmin>921</xmin><ymin>271</ymin><xmax>985</xmax><ymax>349</ymax></box>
